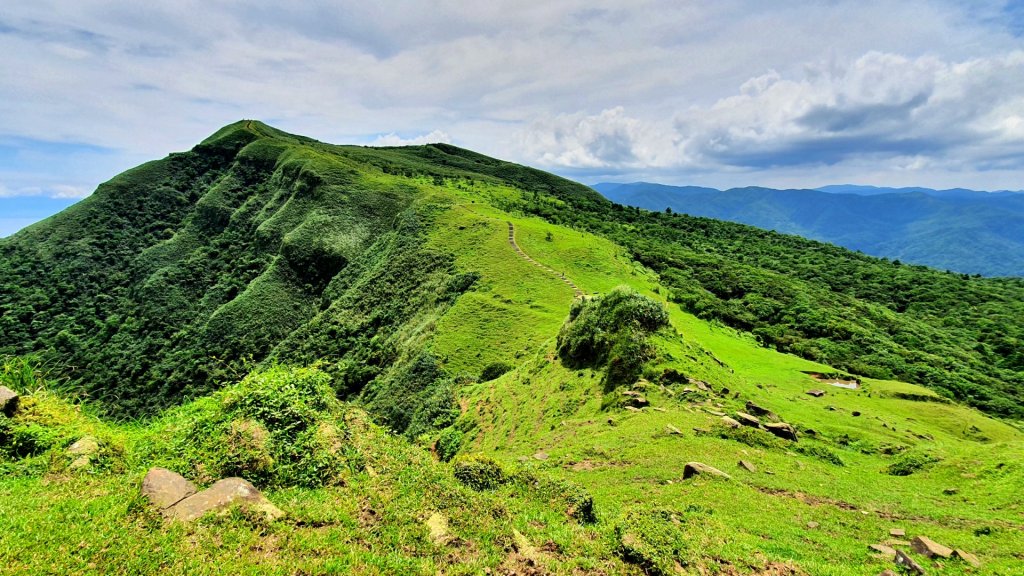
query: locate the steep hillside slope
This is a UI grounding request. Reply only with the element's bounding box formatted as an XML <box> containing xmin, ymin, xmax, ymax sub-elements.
<box><xmin>3</xmin><ymin>122</ymin><xmax>1024</xmax><ymax>420</ymax></box>
<box><xmin>2</xmin><ymin>121</ymin><xmax>1024</xmax><ymax>574</ymax></box>
<box><xmin>595</xmin><ymin>182</ymin><xmax>1024</xmax><ymax>277</ymax></box>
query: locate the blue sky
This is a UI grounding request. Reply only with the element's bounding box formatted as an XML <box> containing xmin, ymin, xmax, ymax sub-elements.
<box><xmin>3</xmin><ymin>1</ymin><xmax>1024</xmax><ymax>236</ymax></box>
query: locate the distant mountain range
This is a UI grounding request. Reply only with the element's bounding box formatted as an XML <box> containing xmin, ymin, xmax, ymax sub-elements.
<box><xmin>593</xmin><ymin>182</ymin><xmax>1024</xmax><ymax>277</ymax></box>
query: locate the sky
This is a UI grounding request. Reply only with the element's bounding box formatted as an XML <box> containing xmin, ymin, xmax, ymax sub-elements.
<box><xmin>2</xmin><ymin>1</ymin><xmax>1024</xmax><ymax>236</ymax></box>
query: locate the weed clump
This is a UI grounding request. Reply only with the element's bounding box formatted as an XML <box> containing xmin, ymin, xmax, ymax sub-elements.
<box><xmin>615</xmin><ymin>509</ymin><xmax>690</xmax><ymax>576</ymax></box>
<box><xmin>453</xmin><ymin>453</ymin><xmax>508</xmax><ymax>490</ymax></box>
<box><xmin>557</xmin><ymin>287</ymin><xmax>670</xmax><ymax>390</ymax></box>
<box><xmin>479</xmin><ymin>362</ymin><xmax>513</xmax><ymax>382</ymax></box>
<box><xmin>436</xmin><ymin>426</ymin><xmax>463</xmax><ymax>462</ymax></box>
<box><xmin>886</xmin><ymin>450</ymin><xmax>940</xmax><ymax>476</ymax></box>
<box><xmin>159</xmin><ymin>365</ymin><xmax>357</xmax><ymax>488</ymax></box>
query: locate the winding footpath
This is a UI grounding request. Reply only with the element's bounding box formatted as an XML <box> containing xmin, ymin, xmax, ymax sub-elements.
<box><xmin>506</xmin><ymin>221</ymin><xmax>584</xmax><ymax>298</ymax></box>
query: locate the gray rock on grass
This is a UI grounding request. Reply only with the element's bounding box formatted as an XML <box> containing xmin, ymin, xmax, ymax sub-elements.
<box><xmin>142</xmin><ymin>468</ymin><xmax>197</xmax><ymax>510</ymax></box>
<box><xmin>0</xmin><ymin>386</ymin><xmax>19</xmax><ymax>416</ymax></box>
<box><xmin>682</xmin><ymin>462</ymin><xmax>731</xmax><ymax>480</ymax></box>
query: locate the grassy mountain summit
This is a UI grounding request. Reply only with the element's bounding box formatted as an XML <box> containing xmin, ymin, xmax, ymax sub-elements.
<box><xmin>2</xmin><ymin>121</ymin><xmax>1023</xmax><ymax>574</ymax></box>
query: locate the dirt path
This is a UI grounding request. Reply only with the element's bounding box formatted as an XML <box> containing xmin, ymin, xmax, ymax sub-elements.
<box><xmin>506</xmin><ymin>221</ymin><xmax>584</xmax><ymax>298</ymax></box>
<box><xmin>454</xmin><ymin>204</ymin><xmax>584</xmax><ymax>298</ymax></box>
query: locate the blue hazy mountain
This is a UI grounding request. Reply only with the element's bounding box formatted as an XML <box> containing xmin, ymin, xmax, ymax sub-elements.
<box><xmin>594</xmin><ymin>182</ymin><xmax>1024</xmax><ymax>277</ymax></box>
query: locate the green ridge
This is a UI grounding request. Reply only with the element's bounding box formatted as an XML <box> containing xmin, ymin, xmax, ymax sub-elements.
<box><xmin>1</xmin><ymin>121</ymin><xmax>1022</xmax><ymax>574</ymax></box>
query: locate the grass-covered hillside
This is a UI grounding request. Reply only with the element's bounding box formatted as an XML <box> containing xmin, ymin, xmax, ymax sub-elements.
<box><xmin>2</xmin><ymin>121</ymin><xmax>1023</xmax><ymax>574</ymax></box>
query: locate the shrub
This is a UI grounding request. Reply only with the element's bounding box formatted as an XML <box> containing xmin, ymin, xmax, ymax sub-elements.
<box><xmin>479</xmin><ymin>362</ymin><xmax>513</xmax><ymax>382</ymax></box>
<box><xmin>887</xmin><ymin>450</ymin><xmax>940</xmax><ymax>476</ymax></box>
<box><xmin>615</xmin><ymin>509</ymin><xmax>690</xmax><ymax>576</ymax></box>
<box><xmin>557</xmin><ymin>287</ymin><xmax>669</xmax><ymax>389</ymax></box>
<box><xmin>453</xmin><ymin>454</ymin><xmax>508</xmax><ymax>490</ymax></box>
<box><xmin>436</xmin><ymin>427</ymin><xmax>463</xmax><ymax>463</ymax></box>
<box><xmin>165</xmin><ymin>365</ymin><xmax>353</xmax><ymax>487</ymax></box>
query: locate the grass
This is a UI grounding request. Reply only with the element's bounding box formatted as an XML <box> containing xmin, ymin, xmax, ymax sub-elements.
<box><xmin>2</xmin><ymin>122</ymin><xmax>1023</xmax><ymax>574</ymax></box>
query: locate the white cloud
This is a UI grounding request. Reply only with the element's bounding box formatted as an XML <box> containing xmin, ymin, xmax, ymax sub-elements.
<box><xmin>49</xmin><ymin>184</ymin><xmax>91</xmax><ymax>198</ymax></box>
<box><xmin>516</xmin><ymin>50</ymin><xmax>1024</xmax><ymax>184</ymax></box>
<box><xmin>0</xmin><ymin>1</ymin><xmax>1023</xmax><ymax>192</ymax></box>
<box><xmin>368</xmin><ymin>130</ymin><xmax>451</xmax><ymax>147</ymax></box>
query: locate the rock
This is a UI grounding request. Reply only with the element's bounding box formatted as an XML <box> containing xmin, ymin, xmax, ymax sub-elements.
<box><xmin>624</xmin><ymin>406</ymin><xmax>642</xmax><ymax>412</ymax></box>
<box><xmin>889</xmin><ymin>528</ymin><xmax>906</xmax><ymax>537</ymax></box>
<box><xmin>665</xmin><ymin>424</ymin><xmax>683</xmax><ymax>435</ymax></box>
<box><xmin>764</xmin><ymin>422</ymin><xmax>798</xmax><ymax>441</ymax></box>
<box><xmin>744</xmin><ymin>401</ymin><xmax>777</xmax><ymax>419</ymax></box>
<box><xmin>953</xmin><ymin>549</ymin><xmax>981</xmax><ymax>568</ymax></box>
<box><xmin>532</xmin><ymin>451</ymin><xmax>549</xmax><ymax>461</ymax></box>
<box><xmin>652</xmin><ymin>407</ymin><xmax>667</xmax><ymax>412</ymax></box>
<box><xmin>705</xmin><ymin>409</ymin><xmax>726</xmax><ymax>417</ymax></box>
<box><xmin>734</xmin><ymin>412</ymin><xmax>761</xmax><ymax>428</ymax></box>
<box><xmin>911</xmin><ymin>535</ymin><xmax>953</xmax><ymax>558</ymax></box>
<box><xmin>869</xmin><ymin>544</ymin><xmax>897</xmax><ymax>559</ymax></box>
<box><xmin>852</xmin><ymin>411</ymin><xmax>862</xmax><ymax>417</ymax></box>
<box><xmin>942</xmin><ymin>487</ymin><xmax>958</xmax><ymax>495</ymax></box>
<box><xmin>895</xmin><ymin>549</ymin><xmax>925</xmax><ymax>574</ymax></box>
<box><xmin>426</xmin><ymin>512</ymin><xmax>451</xmax><ymax>545</ymax></box>
<box><xmin>738</xmin><ymin>460</ymin><xmax>757</xmax><ymax>473</ymax></box>
<box><xmin>0</xmin><ymin>386</ymin><xmax>19</xmax><ymax>416</ymax></box>
<box><xmin>67</xmin><ymin>436</ymin><xmax>100</xmax><ymax>471</ymax></box>
<box><xmin>142</xmin><ymin>468</ymin><xmax>197</xmax><ymax>510</ymax></box>
<box><xmin>682</xmin><ymin>462</ymin><xmax>731</xmax><ymax>480</ymax></box>
<box><xmin>165</xmin><ymin>478</ymin><xmax>284</xmax><ymax>522</ymax></box>
<box><xmin>805</xmin><ymin>389</ymin><xmax>826</xmax><ymax>398</ymax></box>
<box><xmin>877</xmin><ymin>571</ymin><xmax>899</xmax><ymax>576</ymax></box>
<box><xmin>806</xmin><ymin>521</ymin><xmax>819</xmax><ymax>529</ymax></box>
<box><xmin>721</xmin><ymin>416</ymin><xmax>741</xmax><ymax>428</ymax></box>
<box><xmin>694</xmin><ymin>380</ymin><xmax>710</xmax><ymax>392</ymax></box>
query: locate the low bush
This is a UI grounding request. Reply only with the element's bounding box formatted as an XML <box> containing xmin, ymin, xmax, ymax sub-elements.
<box><xmin>557</xmin><ymin>287</ymin><xmax>670</xmax><ymax>390</ymax></box>
<box><xmin>615</xmin><ymin>509</ymin><xmax>690</xmax><ymax>576</ymax></box>
<box><xmin>159</xmin><ymin>364</ymin><xmax>356</xmax><ymax>487</ymax></box>
<box><xmin>479</xmin><ymin>362</ymin><xmax>513</xmax><ymax>382</ymax></box>
<box><xmin>452</xmin><ymin>453</ymin><xmax>508</xmax><ymax>490</ymax></box>
<box><xmin>886</xmin><ymin>450</ymin><xmax>940</xmax><ymax>476</ymax></box>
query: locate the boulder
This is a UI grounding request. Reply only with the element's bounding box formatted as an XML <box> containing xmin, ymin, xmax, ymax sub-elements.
<box><xmin>889</xmin><ymin>528</ymin><xmax>905</xmax><ymax>537</ymax></box>
<box><xmin>744</xmin><ymin>401</ymin><xmax>777</xmax><ymax>420</ymax></box>
<box><xmin>682</xmin><ymin>462</ymin><xmax>731</xmax><ymax>480</ymax></box>
<box><xmin>868</xmin><ymin>544</ymin><xmax>897</xmax><ymax>559</ymax></box>
<box><xmin>738</xmin><ymin>460</ymin><xmax>757</xmax><ymax>473</ymax></box>
<box><xmin>721</xmin><ymin>416</ymin><xmax>741</xmax><ymax>428</ymax></box>
<box><xmin>805</xmin><ymin>389</ymin><xmax>826</xmax><ymax>398</ymax></box>
<box><xmin>67</xmin><ymin>436</ymin><xmax>100</xmax><ymax>471</ymax></box>
<box><xmin>764</xmin><ymin>422</ymin><xmax>798</xmax><ymax>442</ymax></box>
<box><xmin>734</xmin><ymin>412</ymin><xmax>761</xmax><ymax>428</ymax></box>
<box><xmin>0</xmin><ymin>386</ymin><xmax>19</xmax><ymax>416</ymax></box>
<box><xmin>806</xmin><ymin>521</ymin><xmax>819</xmax><ymax>529</ymax></box>
<box><xmin>953</xmin><ymin>549</ymin><xmax>981</xmax><ymax>568</ymax></box>
<box><xmin>894</xmin><ymin>549</ymin><xmax>925</xmax><ymax>574</ymax></box>
<box><xmin>165</xmin><ymin>478</ymin><xmax>284</xmax><ymax>522</ymax></box>
<box><xmin>141</xmin><ymin>468</ymin><xmax>197</xmax><ymax>510</ymax></box>
<box><xmin>911</xmin><ymin>535</ymin><xmax>953</xmax><ymax>558</ymax></box>
<box><xmin>665</xmin><ymin>425</ymin><xmax>683</xmax><ymax>435</ymax></box>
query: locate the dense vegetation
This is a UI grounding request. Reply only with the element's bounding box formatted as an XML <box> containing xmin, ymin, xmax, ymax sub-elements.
<box><xmin>2</xmin><ymin>120</ymin><xmax>1022</xmax><ymax>425</ymax></box>
<box><xmin>3</xmin><ymin>121</ymin><xmax>1024</xmax><ymax>574</ymax></box>
<box><xmin>596</xmin><ymin>181</ymin><xmax>1024</xmax><ymax>277</ymax></box>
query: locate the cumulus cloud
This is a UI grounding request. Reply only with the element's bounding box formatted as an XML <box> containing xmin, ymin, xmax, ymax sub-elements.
<box><xmin>368</xmin><ymin>130</ymin><xmax>451</xmax><ymax>146</ymax></box>
<box><xmin>518</xmin><ymin>51</ymin><xmax>1024</xmax><ymax>181</ymax></box>
<box><xmin>1</xmin><ymin>1</ymin><xmax>1024</xmax><ymax>192</ymax></box>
